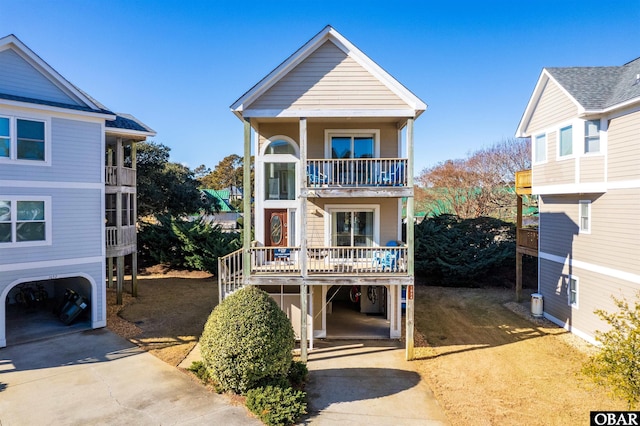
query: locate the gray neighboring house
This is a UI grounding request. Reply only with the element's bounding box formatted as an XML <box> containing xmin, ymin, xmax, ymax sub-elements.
<box><xmin>516</xmin><ymin>57</ymin><xmax>640</xmax><ymax>343</ymax></box>
<box><xmin>0</xmin><ymin>34</ymin><xmax>154</xmax><ymax>347</ymax></box>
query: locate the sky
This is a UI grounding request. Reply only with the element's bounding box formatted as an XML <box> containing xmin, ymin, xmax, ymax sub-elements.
<box><xmin>1</xmin><ymin>0</ymin><xmax>639</xmax><ymax>174</ymax></box>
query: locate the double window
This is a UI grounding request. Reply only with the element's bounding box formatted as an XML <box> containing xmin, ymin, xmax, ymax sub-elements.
<box><xmin>0</xmin><ymin>115</ymin><xmax>47</xmax><ymax>163</ymax></box>
<box><xmin>326</xmin><ymin>204</ymin><xmax>379</xmax><ymax>248</ymax></box>
<box><xmin>0</xmin><ymin>197</ymin><xmax>51</xmax><ymax>247</ymax></box>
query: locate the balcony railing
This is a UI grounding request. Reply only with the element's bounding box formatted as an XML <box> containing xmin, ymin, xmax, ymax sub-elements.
<box><xmin>515</xmin><ymin>169</ymin><xmax>532</xmax><ymax>195</ymax></box>
<box><xmin>105</xmin><ymin>225</ymin><xmax>137</xmax><ymax>248</ymax></box>
<box><xmin>306</xmin><ymin>158</ymin><xmax>407</xmax><ymax>187</ymax></box>
<box><xmin>105</xmin><ymin>166</ymin><xmax>136</xmax><ymax>186</ymax></box>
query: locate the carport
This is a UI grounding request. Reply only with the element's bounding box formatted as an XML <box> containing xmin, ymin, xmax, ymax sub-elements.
<box><xmin>324</xmin><ymin>285</ymin><xmax>390</xmax><ymax>339</ymax></box>
<box><xmin>3</xmin><ymin>276</ymin><xmax>93</xmax><ymax>346</ymax></box>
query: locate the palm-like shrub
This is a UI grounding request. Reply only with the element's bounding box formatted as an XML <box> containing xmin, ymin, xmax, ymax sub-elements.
<box><xmin>200</xmin><ymin>286</ymin><xmax>295</xmax><ymax>394</ymax></box>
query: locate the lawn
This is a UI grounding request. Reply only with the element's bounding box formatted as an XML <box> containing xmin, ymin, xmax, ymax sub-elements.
<box><xmin>107</xmin><ymin>273</ymin><xmax>626</xmax><ymax>423</ymax></box>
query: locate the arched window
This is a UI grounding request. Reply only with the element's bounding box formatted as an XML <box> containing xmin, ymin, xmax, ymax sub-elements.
<box><xmin>263</xmin><ymin>137</ymin><xmax>298</xmax><ymax>201</ymax></box>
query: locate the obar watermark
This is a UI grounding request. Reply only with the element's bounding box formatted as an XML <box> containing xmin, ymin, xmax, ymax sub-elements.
<box><xmin>591</xmin><ymin>412</ymin><xmax>640</xmax><ymax>426</ymax></box>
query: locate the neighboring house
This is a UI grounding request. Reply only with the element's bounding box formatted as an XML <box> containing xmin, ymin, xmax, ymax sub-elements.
<box><xmin>221</xmin><ymin>26</ymin><xmax>426</xmax><ymax>360</ymax></box>
<box><xmin>200</xmin><ymin>188</ymin><xmax>241</xmax><ymax>230</ymax></box>
<box><xmin>0</xmin><ymin>34</ymin><xmax>154</xmax><ymax>347</ymax></box>
<box><xmin>516</xmin><ymin>57</ymin><xmax>640</xmax><ymax>344</ymax></box>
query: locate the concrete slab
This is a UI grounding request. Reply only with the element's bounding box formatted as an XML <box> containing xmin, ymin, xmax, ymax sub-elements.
<box><xmin>303</xmin><ymin>340</ymin><xmax>450</xmax><ymax>425</ymax></box>
<box><xmin>0</xmin><ymin>329</ymin><xmax>260</xmax><ymax>425</ymax></box>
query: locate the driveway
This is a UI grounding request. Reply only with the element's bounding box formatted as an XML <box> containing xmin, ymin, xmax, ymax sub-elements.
<box><xmin>302</xmin><ymin>340</ymin><xmax>449</xmax><ymax>425</ymax></box>
<box><xmin>0</xmin><ymin>329</ymin><xmax>259</xmax><ymax>425</ymax></box>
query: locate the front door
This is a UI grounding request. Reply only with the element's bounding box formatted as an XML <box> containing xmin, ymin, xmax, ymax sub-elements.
<box><xmin>265</xmin><ymin>209</ymin><xmax>288</xmax><ymax>247</ymax></box>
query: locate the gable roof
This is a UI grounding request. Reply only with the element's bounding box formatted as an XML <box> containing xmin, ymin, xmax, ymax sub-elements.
<box><xmin>231</xmin><ymin>26</ymin><xmax>426</xmax><ymax>120</ymax></box>
<box><xmin>0</xmin><ymin>34</ymin><xmax>114</xmax><ymax>117</ymax></box>
<box><xmin>517</xmin><ymin>57</ymin><xmax>640</xmax><ymax>136</ymax></box>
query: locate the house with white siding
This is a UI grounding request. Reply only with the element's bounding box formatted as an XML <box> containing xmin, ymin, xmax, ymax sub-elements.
<box><xmin>0</xmin><ymin>34</ymin><xmax>154</xmax><ymax>347</ymax></box>
<box><xmin>220</xmin><ymin>26</ymin><xmax>426</xmax><ymax>360</ymax></box>
<box><xmin>516</xmin><ymin>57</ymin><xmax>640</xmax><ymax>343</ymax></box>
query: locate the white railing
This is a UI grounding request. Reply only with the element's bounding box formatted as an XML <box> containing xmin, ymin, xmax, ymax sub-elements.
<box><xmin>219</xmin><ymin>248</ymin><xmax>244</xmax><ymax>301</ymax></box>
<box><xmin>105</xmin><ymin>225</ymin><xmax>136</xmax><ymax>248</ymax></box>
<box><xmin>249</xmin><ymin>246</ymin><xmax>407</xmax><ymax>275</ymax></box>
<box><xmin>105</xmin><ymin>166</ymin><xmax>136</xmax><ymax>186</ymax></box>
<box><xmin>306</xmin><ymin>158</ymin><xmax>407</xmax><ymax>187</ymax></box>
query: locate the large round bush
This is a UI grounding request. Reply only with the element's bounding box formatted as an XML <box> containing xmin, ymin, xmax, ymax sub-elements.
<box><xmin>200</xmin><ymin>286</ymin><xmax>295</xmax><ymax>394</ymax></box>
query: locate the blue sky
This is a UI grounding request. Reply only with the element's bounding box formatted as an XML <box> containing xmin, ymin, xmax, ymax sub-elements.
<box><xmin>2</xmin><ymin>0</ymin><xmax>638</xmax><ymax>174</ymax></box>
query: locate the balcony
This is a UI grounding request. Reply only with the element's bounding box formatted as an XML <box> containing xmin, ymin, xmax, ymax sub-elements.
<box><xmin>219</xmin><ymin>245</ymin><xmax>409</xmax><ymax>298</ymax></box>
<box><xmin>517</xmin><ymin>228</ymin><xmax>538</xmax><ymax>256</ymax></box>
<box><xmin>105</xmin><ymin>166</ymin><xmax>136</xmax><ymax>187</ymax></box>
<box><xmin>303</xmin><ymin>158</ymin><xmax>410</xmax><ymax>198</ymax></box>
<box><xmin>515</xmin><ymin>169</ymin><xmax>532</xmax><ymax>195</ymax></box>
<box><xmin>106</xmin><ymin>225</ymin><xmax>136</xmax><ymax>256</ymax></box>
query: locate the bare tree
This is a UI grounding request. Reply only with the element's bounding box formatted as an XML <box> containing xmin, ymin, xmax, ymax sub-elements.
<box><xmin>417</xmin><ymin>138</ymin><xmax>531</xmax><ymax>220</ymax></box>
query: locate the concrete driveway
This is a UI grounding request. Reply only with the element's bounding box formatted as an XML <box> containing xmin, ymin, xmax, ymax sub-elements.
<box><xmin>0</xmin><ymin>329</ymin><xmax>259</xmax><ymax>425</ymax></box>
<box><xmin>302</xmin><ymin>340</ymin><xmax>449</xmax><ymax>425</ymax></box>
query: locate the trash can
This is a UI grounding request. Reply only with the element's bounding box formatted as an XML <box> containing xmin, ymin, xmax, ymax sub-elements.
<box><xmin>531</xmin><ymin>293</ymin><xmax>543</xmax><ymax>317</ymax></box>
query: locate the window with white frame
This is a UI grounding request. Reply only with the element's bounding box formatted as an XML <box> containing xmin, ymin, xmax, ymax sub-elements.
<box><xmin>579</xmin><ymin>200</ymin><xmax>591</xmax><ymax>233</ymax></box>
<box><xmin>263</xmin><ymin>138</ymin><xmax>298</xmax><ymax>201</ymax></box>
<box><xmin>584</xmin><ymin>119</ymin><xmax>600</xmax><ymax>153</ymax></box>
<box><xmin>332</xmin><ymin>210</ymin><xmax>374</xmax><ymax>246</ymax></box>
<box><xmin>568</xmin><ymin>276</ymin><xmax>578</xmax><ymax>307</ymax></box>
<box><xmin>0</xmin><ymin>115</ymin><xmax>48</xmax><ymax>162</ymax></box>
<box><xmin>0</xmin><ymin>197</ymin><xmax>51</xmax><ymax>246</ymax></box>
<box><xmin>325</xmin><ymin>129</ymin><xmax>380</xmax><ymax>159</ymax></box>
<box><xmin>534</xmin><ymin>134</ymin><xmax>546</xmax><ymax>163</ymax></box>
<box><xmin>559</xmin><ymin>125</ymin><xmax>573</xmax><ymax>157</ymax></box>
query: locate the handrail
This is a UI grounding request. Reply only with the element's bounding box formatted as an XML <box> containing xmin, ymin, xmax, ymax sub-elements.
<box><xmin>307</xmin><ymin>158</ymin><xmax>407</xmax><ymax>187</ymax></box>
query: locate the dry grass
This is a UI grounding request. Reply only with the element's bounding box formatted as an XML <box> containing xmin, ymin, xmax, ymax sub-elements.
<box><xmin>107</xmin><ymin>267</ymin><xmax>217</xmax><ymax>366</ymax></box>
<box><xmin>412</xmin><ymin>286</ymin><xmax>626</xmax><ymax>425</ymax></box>
<box><xmin>107</xmin><ymin>270</ymin><xmax>626</xmax><ymax>423</ymax></box>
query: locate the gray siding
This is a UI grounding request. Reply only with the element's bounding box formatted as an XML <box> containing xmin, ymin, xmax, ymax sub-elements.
<box><xmin>0</xmin><ymin>117</ymin><xmax>102</xmax><ymax>183</ymax></box>
<box><xmin>540</xmin><ymin>190</ymin><xmax>640</xmax><ymax>276</ymax></box>
<box><xmin>0</xmin><ymin>49</ymin><xmax>80</xmax><ymax>106</ymax></box>
<box><xmin>607</xmin><ymin>109</ymin><xmax>640</xmax><ymax>182</ymax></box>
<box><xmin>249</xmin><ymin>41</ymin><xmax>408</xmax><ymax>111</ymax></box>
<box><xmin>540</xmin><ymin>258</ymin><xmax>638</xmax><ymax>339</ymax></box>
<box><xmin>0</xmin><ymin>187</ymin><xmax>103</xmax><ymax>265</ymax></box>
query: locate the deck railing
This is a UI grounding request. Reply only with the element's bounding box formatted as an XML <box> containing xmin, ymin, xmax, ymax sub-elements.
<box><xmin>105</xmin><ymin>225</ymin><xmax>137</xmax><ymax>248</ymax></box>
<box><xmin>218</xmin><ymin>247</ymin><xmax>244</xmax><ymax>300</ymax></box>
<box><xmin>105</xmin><ymin>166</ymin><xmax>136</xmax><ymax>186</ymax></box>
<box><xmin>306</xmin><ymin>158</ymin><xmax>407</xmax><ymax>187</ymax></box>
<box><xmin>515</xmin><ymin>169</ymin><xmax>532</xmax><ymax>195</ymax></box>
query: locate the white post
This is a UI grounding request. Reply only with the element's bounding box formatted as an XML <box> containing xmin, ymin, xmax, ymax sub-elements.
<box><xmin>406</xmin><ymin>118</ymin><xmax>415</xmax><ymax>361</ymax></box>
<box><xmin>299</xmin><ymin>117</ymin><xmax>309</xmax><ymax>362</ymax></box>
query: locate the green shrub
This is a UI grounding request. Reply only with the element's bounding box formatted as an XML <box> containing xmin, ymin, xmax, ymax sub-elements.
<box><xmin>288</xmin><ymin>361</ymin><xmax>308</xmax><ymax>387</ymax></box>
<box><xmin>246</xmin><ymin>385</ymin><xmax>307</xmax><ymax>426</ymax></box>
<box><xmin>187</xmin><ymin>361</ymin><xmax>211</xmax><ymax>384</ymax></box>
<box><xmin>200</xmin><ymin>286</ymin><xmax>295</xmax><ymax>394</ymax></box>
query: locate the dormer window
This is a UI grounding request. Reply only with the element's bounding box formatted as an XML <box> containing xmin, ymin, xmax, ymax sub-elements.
<box><xmin>584</xmin><ymin>120</ymin><xmax>600</xmax><ymax>153</ymax></box>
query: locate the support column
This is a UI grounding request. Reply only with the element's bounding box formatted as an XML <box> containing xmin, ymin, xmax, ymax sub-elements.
<box><xmin>405</xmin><ymin>118</ymin><xmax>415</xmax><ymax>361</ymax></box>
<box><xmin>107</xmin><ymin>257</ymin><xmax>113</xmax><ymax>289</ymax></box>
<box><xmin>243</xmin><ymin>119</ymin><xmax>252</xmax><ymax>281</ymax></box>
<box><xmin>516</xmin><ymin>195</ymin><xmax>523</xmax><ymax>302</ymax></box>
<box><xmin>299</xmin><ymin>117</ymin><xmax>308</xmax><ymax>362</ymax></box>
<box><xmin>132</xmin><ymin>252</ymin><xmax>138</xmax><ymax>297</ymax></box>
<box><xmin>116</xmin><ymin>256</ymin><xmax>124</xmax><ymax>305</ymax></box>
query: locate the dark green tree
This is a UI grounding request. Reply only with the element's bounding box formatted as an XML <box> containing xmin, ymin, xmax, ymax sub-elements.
<box><xmin>136</xmin><ymin>141</ymin><xmax>211</xmax><ymax>218</ymax></box>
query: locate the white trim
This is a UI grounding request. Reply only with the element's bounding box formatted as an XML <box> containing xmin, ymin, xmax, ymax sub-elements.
<box><xmin>324</xmin><ymin>129</ymin><xmax>380</xmax><ymax>158</ymax></box>
<box><xmin>0</xmin><ymin>100</ymin><xmax>114</xmax><ymax>121</ymax></box>
<box><xmin>605</xmin><ymin>180</ymin><xmax>640</xmax><ymax>190</ymax></box>
<box><xmin>556</xmin><ymin>123</ymin><xmax>575</xmax><ymax>160</ymax></box>
<box><xmin>539</xmin><ymin>251</ymin><xmax>640</xmax><ymax>284</ymax></box>
<box><xmin>532</xmin><ymin>182</ymin><xmax>607</xmax><ymax>194</ymax></box>
<box><xmin>0</xmin><ymin>180</ymin><xmax>103</xmax><ymax>189</ymax></box>
<box><xmin>0</xmin><ymin>255</ymin><xmax>104</xmax><ymax>272</ymax></box>
<box><xmin>323</xmin><ymin>204</ymin><xmax>380</xmax><ymax>246</ymax></box>
<box><xmin>543</xmin><ymin>311</ymin><xmax>598</xmax><ymax>345</ymax></box>
<box><xmin>259</xmin><ymin>135</ymin><xmax>300</xmax><ymax>157</ymax></box>
<box><xmin>0</xmin><ymin>113</ymin><xmax>52</xmax><ymax>165</ymax></box>
<box><xmin>241</xmin><ymin>108</ymin><xmax>419</xmax><ymax>118</ymax></box>
<box><xmin>578</xmin><ymin>200</ymin><xmax>591</xmax><ymax>234</ymax></box>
